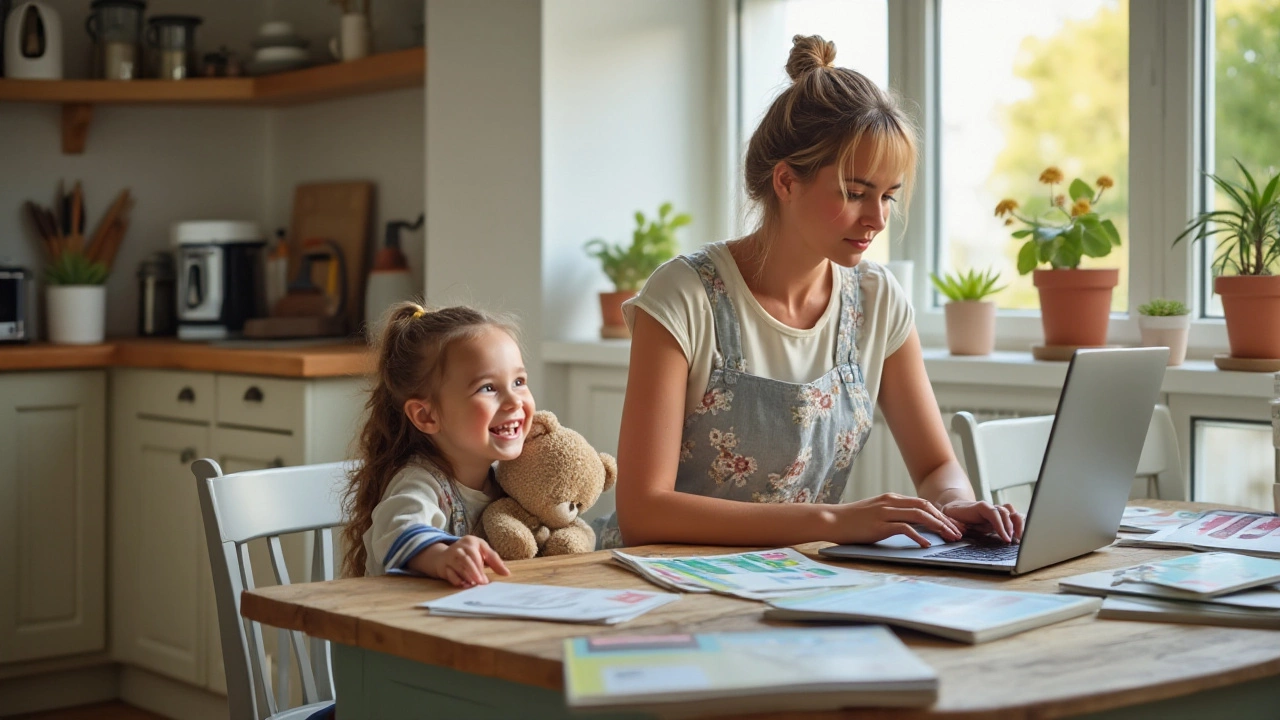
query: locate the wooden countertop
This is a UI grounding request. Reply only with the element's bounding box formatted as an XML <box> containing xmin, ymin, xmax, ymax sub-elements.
<box><xmin>0</xmin><ymin>338</ymin><xmax>372</xmax><ymax>377</ymax></box>
<box><xmin>241</xmin><ymin>501</ymin><xmax>1280</xmax><ymax>719</ymax></box>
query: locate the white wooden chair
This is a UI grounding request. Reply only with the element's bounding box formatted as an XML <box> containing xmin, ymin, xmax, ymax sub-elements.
<box><xmin>193</xmin><ymin>458</ymin><xmax>349</xmax><ymax>720</ymax></box>
<box><xmin>951</xmin><ymin>405</ymin><xmax>1185</xmax><ymax>507</ymax></box>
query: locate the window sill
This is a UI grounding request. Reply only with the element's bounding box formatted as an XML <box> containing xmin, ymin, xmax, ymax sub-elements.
<box><xmin>543</xmin><ymin>340</ymin><xmax>1275</xmax><ymax>400</ymax></box>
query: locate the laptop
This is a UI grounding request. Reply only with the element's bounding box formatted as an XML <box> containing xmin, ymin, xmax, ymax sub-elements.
<box><xmin>820</xmin><ymin>346</ymin><xmax>1169</xmax><ymax>575</ymax></box>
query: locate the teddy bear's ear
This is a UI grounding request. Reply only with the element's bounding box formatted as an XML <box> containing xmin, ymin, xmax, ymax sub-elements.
<box><xmin>527</xmin><ymin>410</ymin><xmax>560</xmax><ymax>441</ymax></box>
<box><xmin>599</xmin><ymin>452</ymin><xmax>617</xmax><ymax>492</ymax></box>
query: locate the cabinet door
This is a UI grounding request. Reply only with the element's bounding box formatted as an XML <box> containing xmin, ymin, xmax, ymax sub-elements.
<box><xmin>0</xmin><ymin>371</ymin><xmax>106</xmax><ymax>663</ymax></box>
<box><xmin>567</xmin><ymin>366</ymin><xmax>627</xmax><ymax>522</ymax></box>
<box><xmin>203</xmin><ymin>427</ymin><xmax>305</xmax><ymax>696</ymax></box>
<box><xmin>117</xmin><ymin>419</ymin><xmax>207</xmax><ymax>684</ymax></box>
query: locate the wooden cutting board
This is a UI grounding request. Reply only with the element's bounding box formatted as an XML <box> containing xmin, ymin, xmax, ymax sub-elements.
<box><xmin>289</xmin><ymin>181</ymin><xmax>374</xmax><ymax>335</ymax></box>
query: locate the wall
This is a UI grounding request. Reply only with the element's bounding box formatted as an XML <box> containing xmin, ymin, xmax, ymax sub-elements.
<box><xmin>541</xmin><ymin>0</ymin><xmax>723</xmax><ymax>342</ymax></box>
<box><xmin>1</xmin><ymin>0</ymin><xmax>426</xmax><ymax>339</ymax></box>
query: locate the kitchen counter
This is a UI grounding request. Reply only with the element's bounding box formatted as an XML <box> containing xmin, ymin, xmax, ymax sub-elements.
<box><xmin>0</xmin><ymin>338</ymin><xmax>373</xmax><ymax>377</ymax></box>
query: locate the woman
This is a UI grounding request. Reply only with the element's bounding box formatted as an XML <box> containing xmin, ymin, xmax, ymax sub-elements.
<box><xmin>603</xmin><ymin>35</ymin><xmax>1023</xmax><ymax>550</ymax></box>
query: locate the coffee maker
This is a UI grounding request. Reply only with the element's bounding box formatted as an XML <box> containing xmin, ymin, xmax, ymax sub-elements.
<box><xmin>173</xmin><ymin>221</ymin><xmax>266</xmax><ymax>340</ymax></box>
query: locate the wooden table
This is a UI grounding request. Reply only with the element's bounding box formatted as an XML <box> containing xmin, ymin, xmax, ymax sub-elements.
<box><xmin>241</xmin><ymin>501</ymin><xmax>1280</xmax><ymax>719</ymax></box>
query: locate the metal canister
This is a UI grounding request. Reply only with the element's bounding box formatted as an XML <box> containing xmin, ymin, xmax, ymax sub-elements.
<box><xmin>137</xmin><ymin>251</ymin><xmax>176</xmax><ymax>336</ymax></box>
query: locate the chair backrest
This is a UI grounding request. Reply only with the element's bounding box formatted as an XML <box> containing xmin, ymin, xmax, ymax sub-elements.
<box><xmin>951</xmin><ymin>404</ymin><xmax>1185</xmax><ymax>506</ymax></box>
<box><xmin>193</xmin><ymin>458</ymin><xmax>349</xmax><ymax>720</ymax></box>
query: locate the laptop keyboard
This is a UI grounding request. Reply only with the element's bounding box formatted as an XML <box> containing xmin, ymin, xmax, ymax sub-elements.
<box><xmin>929</xmin><ymin>543</ymin><xmax>1020</xmax><ymax>563</ymax></box>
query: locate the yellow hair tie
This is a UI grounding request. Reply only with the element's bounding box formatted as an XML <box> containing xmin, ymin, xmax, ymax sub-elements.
<box><xmin>412</xmin><ymin>309</ymin><xmax>426</xmax><ymax>319</ymax></box>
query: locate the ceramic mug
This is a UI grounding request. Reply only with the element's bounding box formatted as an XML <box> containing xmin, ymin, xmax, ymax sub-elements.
<box><xmin>329</xmin><ymin>13</ymin><xmax>369</xmax><ymax>61</ymax></box>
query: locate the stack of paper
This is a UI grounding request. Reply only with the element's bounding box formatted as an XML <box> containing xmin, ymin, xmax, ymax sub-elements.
<box><xmin>563</xmin><ymin>627</ymin><xmax>939</xmax><ymax>714</ymax></box>
<box><xmin>1119</xmin><ymin>506</ymin><xmax>1204</xmax><ymax>533</ymax></box>
<box><xmin>1058</xmin><ymin>552</ymin><xmax>1280</xmax><ymax>629</ymax></box>
<box><xmin>612</xmin><ymin>548</ymin><xmax>890</xmax><ymax>600</ymax></box>
<box><xmin>1117</xmin><ymin>510</ymin><xmax>1280</xmax><ymax>557</ymax></box>
<box><xmin>419</xmin><ymin>582</ymin><xmax>679</xmax><ymax>625</ymax></box>
<box><xmin>763</xmin><ymin>578</ymin><xmax>1101</xmax><ymax>644</ymax></box>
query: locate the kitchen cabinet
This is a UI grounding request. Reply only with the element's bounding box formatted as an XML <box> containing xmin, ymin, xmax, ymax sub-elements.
<box><xmin>0</xmin><ymin>371</ymin><xmax>106</xmax><ymax>664</ymax></box>
<box><xmin>111</xmin><ymin>368</ymin><xmax>364</xmax><ymax>694</ymax></box>
<box><xmin>565</xmin><ymin>365</ymin><xmax>627</xmax><ymax>522</ymax></box>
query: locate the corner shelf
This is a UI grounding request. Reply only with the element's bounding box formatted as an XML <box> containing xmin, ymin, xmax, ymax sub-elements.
<box><xmin>0</xmin><ymin>47</ymin><xmax>424</xmax><ymax>153</ymax></box>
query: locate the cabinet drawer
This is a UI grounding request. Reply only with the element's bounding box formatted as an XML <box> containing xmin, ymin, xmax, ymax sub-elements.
<box><xmin>216</xmin><ymin>375</ymin><xmax>305</xmax><ymax>433</ymax></box>
<box><xmin>130</xmin><ymin>371</ymin><xmax>214</xmax><ymax>423</ymax></box>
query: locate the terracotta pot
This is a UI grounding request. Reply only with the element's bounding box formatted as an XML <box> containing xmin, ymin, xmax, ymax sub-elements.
<box><xmin>598</xmin><ymin>290</ymin><xmax>637</xmax><ymax>339</ymax></box>
<box><xmin>944</xmin><ymin>301</ymin><xmax>995</xmax><ymax>356</ymax></box>
<box><xmin>1137</xmin><ymin>314</ymin><xmax>1189</xmax><ymax>366</ymax></box>
<box><xmin>1033</xmin><ymin>268</ymin><xmax>1118</xmax><ymax>347</ymax></box>
<box><xmin>1216</xmin><ymin>275</ymin><xmax>1280</xmax><ymax>359</ymax></box>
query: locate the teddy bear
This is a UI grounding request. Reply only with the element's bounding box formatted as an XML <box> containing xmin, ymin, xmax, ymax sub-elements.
<box><xmin>482</xmin><ymin>410</ymin><xmax>617</xmax><ymax>560</ymax></box>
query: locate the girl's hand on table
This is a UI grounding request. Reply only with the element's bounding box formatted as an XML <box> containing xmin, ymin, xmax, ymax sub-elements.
<box><xmin>427</xmin><ymin>536</ymin><xmax>511</xmax><ymax>588</ymax></box>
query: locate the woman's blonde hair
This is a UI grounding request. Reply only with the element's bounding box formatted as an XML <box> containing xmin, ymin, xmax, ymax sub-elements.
<box><xmin>744</xmin><ymin>34</ymin><xmax>919</xmax><ymax>236</ymax></box>
<box><xmin>340</xmin><ymin>301</ymin><xmax>519</xmax><ymax>577</ymax></box>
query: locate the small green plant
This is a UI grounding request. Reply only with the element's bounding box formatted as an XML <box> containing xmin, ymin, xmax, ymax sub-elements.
<box><xmin>1137</xmin><ymin>298</ymin><xmax>1189</xmax><ymax>316</ymax></box>
<box><xmin>997</xmin><ymin>167</ymin><xmax>1122</xmax><ymax>275</ymax></box>
<box><xmin>1172</xmin><ymin>159</ymin><xmax>1280</xmax><ymax>277</ymax></box>
<box><xmin>44</xmin><ymin>251</ymin><xmax>108</xmax><ymax>286</ymax></box>
<box><xmin>929</xmin><ymin>268</ymin><xmax>1005</xmax><ymax>302</ymax></box>
<box><xmin>584</xmin><ymin>202</ymin><xmax>690</xmax><ymax>292</ymax></box>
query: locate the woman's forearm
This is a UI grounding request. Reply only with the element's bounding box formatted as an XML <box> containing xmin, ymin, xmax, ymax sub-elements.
<box><xmin>618</xmin><ymin>490</ymin><xmax>841</xmax><ymax>547</ymax></box>
<box><xmin>914</xmin><ymin>459</ymin><xmax>976</xmax><ymax>508</ymax></box>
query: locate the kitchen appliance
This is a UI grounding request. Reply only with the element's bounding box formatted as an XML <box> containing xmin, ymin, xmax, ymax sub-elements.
<box><xmin>146</xmin><ymin>14</ymin><xmax>200</xmax><ymax>79</ymax></box>
<box><xmin>174</xmin><ymin>221</ymin><xmax>266</xmax><ymax>340</ymax></box>
<box><xmin>0</xmin><ymin>265</ymin><xmax>29</xmax><ymax>343</ymax></box>
<box><xmin>137</xmin><ymin>251</ymin><xmax>175</xmax><ymax>337</ymax></box>
<box><xmin>363</xmin><ymin>213</ymin><xmax>422</xmax><ymax>335</ymax></box>
<box><xmin>4</xmin><ymin>1</ymin><xmax>62</xmax><ymax>79</ymax></box>
<box><xmin>86</xmin><ymin>0</ymin><xmax>145</xmax><ymax>80</ymax></box>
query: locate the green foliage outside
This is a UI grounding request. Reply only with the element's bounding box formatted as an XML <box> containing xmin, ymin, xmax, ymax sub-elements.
<box><xmin>1137</xmin><ymin>298</ymin><xmax>1189</xmax><ymax>316</ymax></box>
<box><xmin>930</xmin><ymin>268</ymin><xmax>1005</xmax><ymax>302</ymax></box>
<box><xmin>44</xmin><ymin>252</ymin><xmax>108</xmax><ymax>286</ymax></box>
<box><xmin>1173</xmin><ymin>160</ymin><xmax>1280</xmax><ymax>276</ymax></box>
<box><xmin>585</xmin><ymin>202</ymin><xmax>690</xmax><ymax>292</ymax></box>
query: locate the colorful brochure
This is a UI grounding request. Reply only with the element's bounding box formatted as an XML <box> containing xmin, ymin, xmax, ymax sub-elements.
<box><xmin>1118</xmin><ymin>510</ymin><xmax>1280</xmax><ymax>558</ymax></box>
<box><xmin>563</xmin><ymin>627</ymin><xmax>938</xmax><ymax>714</ymax></box>
<box><xmin>763</xmin><ymin>578</ymin><xmax>1101</xmax><ymax>644</ymax></box>
<box><xmin>1106</xmin><ymin>552</ymin><xmax>1280</xmax><ymax>597</ymax></box>
<box><xmin>419</xmin><ymin>582</ymin><xmax>678</xmax><ymax>625</ymax></box>
<box><xmin>1119</xmin><ymin>506</ymin><xmax>1204</xmax><ymax>533</ymax></box>
<box><xmin>1058</xmin><ymin>567</ymin><xmax>1280</xmax><ymax>609</ymax></box>
<box><xmin>1098</xmin><ymin>596</ymin><xmax>1280</xmax><ymax>630</ymax></box>
<box><xmin>611</xmin><ymin>548</ymin><xmax>890</xmax><ymax>600</ymax></box>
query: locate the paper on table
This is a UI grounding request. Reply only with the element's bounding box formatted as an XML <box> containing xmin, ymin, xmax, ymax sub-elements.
<box><xmin>1120</xmin><ymin>506</ymin><xmax>1204</xmax><ymax>533</ymax></box>
<box><xmin>419</xmin><ymin>582</ymin><xmax>679</xmax><ymax>625</ymax></box>
<box><xmin>612</xmin><ymin>548</ymin><xmax>891</xmax><ymax>600</ymax></box>
<box><xmin>1119</xmin><ymin>511</ymin><xmax>1280</xmax><ymax>558</ymax></box>
<box><xmin>1109</xmin><ymin>552</ymin><xmax>1280</xmax><ymax>597</ymax></box>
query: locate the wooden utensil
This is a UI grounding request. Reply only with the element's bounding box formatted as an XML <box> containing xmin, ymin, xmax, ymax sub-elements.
<box><xmin>289</xmin><ymin>182</ymin><xmax>372</xmax><ymax>334</ymax></box>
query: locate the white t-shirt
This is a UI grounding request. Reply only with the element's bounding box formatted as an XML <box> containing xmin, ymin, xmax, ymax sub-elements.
<box><xmin>363</xmin><ymin>459</ymin><xmax>495</xmax><ymax>577</ymax></box>
<box><xmin>623</xmin><ymin>241</ymin><xmax>914</xmax><ymax>417</ymax></box>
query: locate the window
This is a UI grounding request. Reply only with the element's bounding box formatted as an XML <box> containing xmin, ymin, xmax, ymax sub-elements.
<box><xmin>937</xmin><ymin>0</ymin><xmax>1130</xmax><ymax>312</ymax></box>
<box><xmin>1200</xmin><ymin>0</ymin><xmax>1280</xmax><ymax>318</ymax></box>
<box><xmin>738</xmin><ymin>0</ymin><xmax>890</xmax><ymax>263</ymax></box>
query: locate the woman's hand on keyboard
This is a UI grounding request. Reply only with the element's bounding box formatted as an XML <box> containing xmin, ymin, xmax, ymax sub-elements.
<box><xmin>941</xmin><ymin>500</ymin><xmax>1024</xmax><ymax>543</ymax></box>
<box><xmin>830</xmin><ymin>493</ymin><xmax>965</xmax><ymax>547</ymax></box>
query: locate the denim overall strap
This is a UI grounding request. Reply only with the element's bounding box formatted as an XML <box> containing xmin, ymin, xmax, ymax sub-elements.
<box><xmin>681</xmin><ymin>249</ymin><xmax>747</xmax><ymax>372</ymax></box>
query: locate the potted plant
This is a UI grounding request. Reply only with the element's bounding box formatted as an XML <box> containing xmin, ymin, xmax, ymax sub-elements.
<box><xmin>584</xmin><ymin>202</ymin><xmax>690</xmax><ymax>338</ymax></box>
<box><xmin>1136</xmin><ymin>299</ymin><xmax>1190</xmax><ymax>366</ymax></box>
<box><xmin>45</xmin><ymin>251</ymin><xmax>108</xmax><ymax>344</ymax></box>
<box><xmin>1173</xmin><ymin>160</ymin><xmax>1280</xmax><ymax>359</ymax></box>
<box><xmin>930</xmin><ymin>268</ymin><xmax>1005</xmax><ymax>356</ymax></box>
<box><xmin>996</xmin><ymin>167</ymin><xmax>1121</xmax><ymax>347</ymax></box>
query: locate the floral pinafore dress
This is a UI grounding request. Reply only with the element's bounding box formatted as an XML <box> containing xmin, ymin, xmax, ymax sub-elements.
<box><xmin>595</xmin><ymin>248</ymin><xmax>875</xmax><ymax>549</ymax></box>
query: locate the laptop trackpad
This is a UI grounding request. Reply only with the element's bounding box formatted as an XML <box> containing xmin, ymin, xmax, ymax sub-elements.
<box><xmin>872</xmin><ymin>531</ymin><xmax>961</xmax><ymax>557</ymax></box>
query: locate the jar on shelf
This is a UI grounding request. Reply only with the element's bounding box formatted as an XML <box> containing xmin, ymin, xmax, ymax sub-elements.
<box><xmin>145</xmin><ymin>14</ymin><xmax>201</xmax><ymax>80</ymax></box>
<box><xmin>86</xmin><ymin>0</ymin><xmax>146</xmax><ymax>80</ymax></box>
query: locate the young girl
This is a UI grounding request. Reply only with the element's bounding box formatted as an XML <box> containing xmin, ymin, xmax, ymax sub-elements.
<box><xmin>607</xmin><ymin>35</ymin><xmax>1025</xmax><ymax>549</ymax></box>
<box><xmin>341</xmin><ymin>302</ymin><xmax>532</xmax><ymax>586</ymax></box>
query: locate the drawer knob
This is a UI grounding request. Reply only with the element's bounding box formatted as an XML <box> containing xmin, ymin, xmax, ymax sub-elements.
<box><xmin>271</xmin><ymin>457</ymin><xmax>286</xmax><ymax>468</ymax></box>
<box><xmin>177</xmin><ymin>387</ymin><xmax>196</xmax><ymax>403</ymax></box>
<box><xmin>243</xmin><ymin>386</ymin><xmax>265</xmax><ymax>403</ymax></box>
<box><xmin>180</xmin><ymin>448</ymin><xmax>197</xmax><ymax>464</ymax></box>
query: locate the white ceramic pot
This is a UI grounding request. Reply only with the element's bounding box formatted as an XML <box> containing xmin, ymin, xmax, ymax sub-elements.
<box><xmin>944</xmin><ymin>301</ymin><xmax>996</xmax><ymax>356</ymax></box>
<box><xmin>46</xmin><ymin>285</ymin><xmax>106</xmax><ymax>344</ymax></box>
<box><xmin>1137</xmin><ymin>313</ymin><xmax>1190</xmax><ymax>366</ymax></box>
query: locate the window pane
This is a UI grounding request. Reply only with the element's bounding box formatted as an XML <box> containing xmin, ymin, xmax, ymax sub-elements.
<box><xmin>739</xmin><ymin>0</ymin><xmax>891</xmax><ymax>264</ymax></box>
<box><xmin>1203</xmin><ymin>0</ymin><xmax>1280</xmax><ymax>317</ymax></box>
<box><xmin>939</xmin><ymin>0</ymin><xmax>1129</xmax><ymax>311</ymax></box>
<box><xmin>1193</xmin><ymin>419</ymin><xmax>1274</xmax><ymax>511</ymax></box>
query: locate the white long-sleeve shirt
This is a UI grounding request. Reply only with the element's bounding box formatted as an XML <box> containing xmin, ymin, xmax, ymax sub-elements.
<box><xmin>362</xmin><ymin>459</ymin><xmax>495</xmax><ymax>577</ymax></box>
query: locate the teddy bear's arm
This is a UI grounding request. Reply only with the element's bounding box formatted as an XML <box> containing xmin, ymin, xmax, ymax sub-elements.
<box><xmin>481</xmin><ymin>497</ymin><xmax>545</xmax><ymax>561</ymax></box>
<box><xmin>543</xmin><ymin>518</ymin><xmax>597</xmax><ymax>556</ymax></box>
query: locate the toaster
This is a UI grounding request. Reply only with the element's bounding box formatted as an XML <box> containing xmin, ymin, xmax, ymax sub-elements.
<box><xmin>0</xmin><ymin>265</ymin><xmax>30</xmax><ymax>343</ymax></box>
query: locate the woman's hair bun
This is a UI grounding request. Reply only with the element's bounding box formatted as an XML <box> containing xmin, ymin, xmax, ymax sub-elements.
<box><xmin>785</xmin><ymin>34</ymin><xmax>837</xmax><ymax>81</ymax></box>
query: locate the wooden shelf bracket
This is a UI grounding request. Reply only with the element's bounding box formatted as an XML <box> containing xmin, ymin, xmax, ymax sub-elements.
<box><xmin>61</xmin><ymin>103</ymin><xmax>93</xmax><ymax>155</ymax></box>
